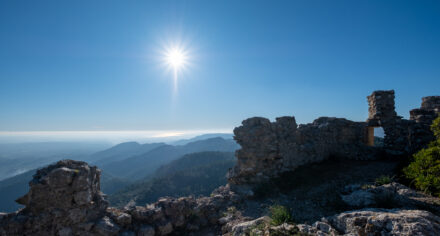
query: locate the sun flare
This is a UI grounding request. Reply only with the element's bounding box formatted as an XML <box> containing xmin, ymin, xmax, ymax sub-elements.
<box><xmin>165</xmin><ymin>47</ymin><xmax>187</xmax><ymax>71</ymax></box>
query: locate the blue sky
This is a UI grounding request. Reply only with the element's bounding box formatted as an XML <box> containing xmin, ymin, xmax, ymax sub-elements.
<box><xmin>1</xmin><ymin>0</ymin><xmax>439</xmax><ymax>134</ymax></box>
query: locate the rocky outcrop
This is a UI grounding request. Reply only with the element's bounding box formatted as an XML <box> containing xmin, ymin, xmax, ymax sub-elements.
<box><xmin>7</xmin><ymin>161</ymin><xmax>439</xmax><ymax>235</ymax></box>
<box><xmin>0</xmin><ymin>160</ymin><xmax>108</xmax><ymax>236</ymax></box>
<box><xmin>0</xmin><ymin>160</ymin><xmax>242</xmax><ymax>236</ymax></box>
<box><xmin>341</xmin><ymin>182</ymin><xmax>440</xmax><ymax>215</ymax></box>
<box><xmin>228</xmin><ymin>209</ymin><xmax>440</xmax><ymax>236</ymax></box>
<box><xmin>328</xmin><ymin>209</ymin><xmax>440</xmax><ymax>236</ymax></box>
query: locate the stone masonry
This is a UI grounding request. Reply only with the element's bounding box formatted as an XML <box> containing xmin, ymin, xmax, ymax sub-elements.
<box><xmin>229</xmin><ymin>90</ymin><xmax>439</xmax><ymax>187</ymax></box>
<box><xmin>227</xmin><ymin>116</ymin><xmax>378</xmax><ymax>186</ymax></box>
<box><xmin>366</xmin><ymin>90</ymin><xmax>410</xmax><ymax>154</ymax></box>
<box><xmin>367</xmin><ymin>90</ymin><xmax>440</xmax><ymax>154</ymax></box>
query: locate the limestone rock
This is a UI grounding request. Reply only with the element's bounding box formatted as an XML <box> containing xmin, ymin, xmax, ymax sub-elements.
<box><xmin>230</xmin><ymin>216</ymin><xmax>269</xmax><ymax>236</ymax></box>
<box><xmin>16</xmin><ymin>160</ymin><xmax>107</xmax><ymax>212</ymax></box>
<box><xmin>340</xmin><ymin>182</ymin><xmax>440</xmax><ymax>215</ymax></box>
<box><xmin>328</xmin><ymin>209</ymin><xmax>440</xmax><ymax>236</ymax></box>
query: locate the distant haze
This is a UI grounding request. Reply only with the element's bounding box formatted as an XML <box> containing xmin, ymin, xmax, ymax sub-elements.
<box><xmin>0</xmin><ymin>130</ymin><xmax>232</xmax><ymax>144</ymax></box>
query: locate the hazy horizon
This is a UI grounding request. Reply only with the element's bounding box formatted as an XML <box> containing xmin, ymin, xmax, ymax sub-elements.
<box><xmin>0</xmin><ymin>130</ymin><xmax>233</xmax><ymax>144</ymax></box>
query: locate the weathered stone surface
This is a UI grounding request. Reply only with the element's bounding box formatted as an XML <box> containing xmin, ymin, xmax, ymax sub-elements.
<box><xmin>226</xmin><ymin>208</ymin><xmax>440</xmax><ymax>236</ymax></box>
<box><xmin>366</xmin><ymin>90</ymin><xmax>410</xmax><ymax>154</ymax></box>
<box><xmin>229</xmin><ymin>90</ymin><xmax>439</xmax><ymax>186</ymax></box>
<box><xmin>341</xmin><ymin>182</ymin><xmax>440</xmax><ymax>215</ymax></box>
<box><xmin>367</xmin><ymin>90</ymin><xmax>440</xmax><ymax>154</ymax></box>
<box><xmin>230</xmin><ymin>216</ymin><xmax>269</xmax><ymax>236</ymax></box>
<box><xmin>228</xmin><ymin>116</ymin><xmax>377</xmax><ymax>186</ymax></box>
<box><xmin>328</xmin><ymin>209</ymin><xmax>440</xmax><ymax>236</ymax></box>
<box><xmin>421</xmin><ymin>96</ymin><xmax>440</xmax><ymax>111</ymax></box>
<box><xmin>0</xmin><ymin>160</ymin><xmax>109</xmax><ymax>236</ymax></box>
<box><xmin>0</xmin><ymin>160</ymin><xmax>243</xmax><ymax>236</ymax></box>
<box><xmin>367</xmin><ymin>90</ymin><xmax>397</xmax><ymax>124</ymax></box>
<box><xmin>107</xmin><ymin>208</ymin><xmax>132</xmax><ymax>226</ymax></box>
<box><xmin>16</xmin><ymin>160</ymin><xmax>106</xmax><ymax>212</ymax></box>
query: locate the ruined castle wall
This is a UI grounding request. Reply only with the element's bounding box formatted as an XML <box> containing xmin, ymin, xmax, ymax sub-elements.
<box><xmin>367</xmin><ymin>90</ymin><xmax>397</xmax><ymax>124</ymax></box>
<box><xmin>229</xmin><ymin>90</ymin><xmax>439</xmax><ymax>187</ymax></box>
<box><xmin>365</xmin><ymin>90</ymin><xmax>410</xmax><ymax>154</ymax></box>
<box><xmin>366</xmin><ymin>90</ymin><xmax>439</xmax><ymax>154</ymax></box>
<box><xmin>421</xmin><ymin>96</ymin><xmax>440</xmax><ymax>111</ymax></box>
<box><xmin>408</xmin><ymin>96</ymin><xmax>440</xmax><ymax>152</ymax></box>
<box><xmin>365</xmin><ymin>90</ymin><xmax>439</xmax><ymax>155</ymax></box>
<box><xmin>228</xmin><ymin>116</ymin><xmax>377</xmax><ymax>186</ymax></box>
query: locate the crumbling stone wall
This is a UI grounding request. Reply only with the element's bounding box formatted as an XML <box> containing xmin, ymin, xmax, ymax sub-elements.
<box><xmin>227</xmin><ymin>116</ymin><xmax>377</xmax><ymax>186</ymax></box>
<box><xmin>366</xmin><ymin>90</ymin><xmax>410</xmax><ymax>154</ymax></box>
<box><xmin>229</xmin><ymin>90</ymin><xmax>439</xmax><ymax>187</ymax></box>
<box><xmin>367</xmin><ymin>90</ymin><xmax>397</xmax><ymax>123</ymax></box>
<box><xmin>366</xmin><ymin>90</ymin><xmax>440</xmax><ymax>154</ymax></box>
<box><xmin>409</xmin><ymin>96</ymin><xmax>440</xmax><ymax>152</ymax></box>
<box><xmin>0</xmin><ymin>160</ymin><xmax>241</xmax><ymax>236</ymax></box>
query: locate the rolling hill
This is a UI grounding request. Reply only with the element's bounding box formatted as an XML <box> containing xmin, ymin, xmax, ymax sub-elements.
<box><xmin>109</xmin><ymin>151</ymin><xmax>236</xmax><ymax>207</ymax></box>
<box><xmin>97</xmin><ymin>137</ymin><xmax>239</xmax><ymax>180</ymax></box>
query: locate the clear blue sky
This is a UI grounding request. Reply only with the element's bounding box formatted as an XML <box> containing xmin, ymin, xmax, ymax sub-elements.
<box><xmin>1</xmin><ymin>0</ymin><xmax>439</xmax><ymax>132</ymax></box>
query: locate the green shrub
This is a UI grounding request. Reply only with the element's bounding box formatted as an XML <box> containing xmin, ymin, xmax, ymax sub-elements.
<box><xmin>375</xmin><ymin>175</ymin><xmax>393</xmax><ymax>186</ymax></box>
<box><xmin>404</xmin><ymin>146</ymin><xmax>440</xmax><ymax>196</ymax></box>
<box><xmin>249</xmin><ymin>222</ymin><xmax>266</xmax><ymax>236</ymax></box>
<box><xmin>404</xmin><ymin>116</ymin><xmax>440</xmax><ymax>196</ymax></box>
<box><xmin>432</xmin><ymin>115</ymin><xmax>440</xmax><ymax>140</ymax></box>
<box><xmin>270</xmin><ymin>205</ymin><xmax>293</xmax><ymax>226</ymax></box>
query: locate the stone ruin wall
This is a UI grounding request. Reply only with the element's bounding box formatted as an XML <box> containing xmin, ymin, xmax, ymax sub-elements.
<box><xmin>366</xmin><ymin>90</ymin><xmax>410</xmax><ymax>154</ymax></box>
<box><xmin>227</xmin><ymin>116</ymin><xmax>377</xmax><ymax>186</ymax></box>
<box><xmin>367</xmin><ymin>90</ymin><xmax>440</xmax><ymax>154</ymax></box>
<box><xmin>228</xmin><ymin>90</ymin><xmax>440</xmax><ymax>187</ymax></box>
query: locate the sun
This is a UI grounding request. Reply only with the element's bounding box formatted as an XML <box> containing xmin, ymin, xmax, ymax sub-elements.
<box><xmin>160</xmin><ymin>42</ymin><xmax>192</xmax><ymax>95</ymax></box>
<box><xmin>165</xmin><ymin>47</ymin><xmax>187</xmax><ymax>71</ymax></box>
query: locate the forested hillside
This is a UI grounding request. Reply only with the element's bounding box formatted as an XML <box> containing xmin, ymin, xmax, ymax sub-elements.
<box><xmin>109</xmin><ymin>151</ymin><xmax>235</xmax><ymax>207</ymax></box>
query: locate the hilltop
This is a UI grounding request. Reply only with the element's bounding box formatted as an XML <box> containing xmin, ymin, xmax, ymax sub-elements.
<box><xmin>0</xmin><ymin>90</ymin><xmax>439</xmax><ymax>236</ymax></box>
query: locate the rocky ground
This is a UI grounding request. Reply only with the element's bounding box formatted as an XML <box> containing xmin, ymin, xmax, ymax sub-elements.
<box><xmin>235</xmin><ymin>158</ymin><xmax>399</xmax><ymax>223</ymax></box>
<box><xmin>1</xmin><ymin>159</ymin><xmax>440</xmax><ymax>236</ymax></box>
<box><xmin>219</xmin><ymin>158</ymin><xmax>440</xmax><ymax>235</ymax></box>
<box><xmin>224</xmin><ymin>182</ymin><xmax>440</xmax><ymax>235</ymax></box>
